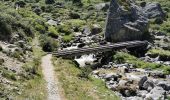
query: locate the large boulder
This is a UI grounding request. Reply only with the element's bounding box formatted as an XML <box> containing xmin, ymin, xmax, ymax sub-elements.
<box><xmin>145</xmin><ymin>86</ymin><xmax>166</xmax><ymax>100</ymax></box>
<box><xmin>144</xmin><ymin>3</ymin><xmax>166</xmax><ymax>20</ymax></box>
<box><xmin>105</xmin><ymin>0</ymin><xmax>165</xmax><ymax>42</ymax></box>
<box><xmin>105</xmin><ymin>0</ymin><xmax>149</xmax><ymax>42</ymax></box>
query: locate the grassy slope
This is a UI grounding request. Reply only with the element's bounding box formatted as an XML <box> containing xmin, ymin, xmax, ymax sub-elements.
<box><xmin>53</xmin><ymin>58</ymin><xmax>120</xmax><ymax>100</ymax></box>
<box><xmin>113</xmin><ymin>52</ymin><xmax>170</xmax><ymax>74</ymax></box>
<box><xmin>15</xmin><ymin>36</ymin><xmax>47</xmax><ymax>100</ymax></box>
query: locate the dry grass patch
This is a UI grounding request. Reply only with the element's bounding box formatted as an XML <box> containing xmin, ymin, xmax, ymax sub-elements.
<box><xmin>53</xmin><ymin>57</ymin><xmax>120</xmax><ymax>100</ymax></box>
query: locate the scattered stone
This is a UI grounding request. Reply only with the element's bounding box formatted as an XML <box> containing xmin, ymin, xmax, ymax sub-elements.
<box><xmin>124</xmin><ymin>96</ymin><xmax>143</xmax><ymax>100</ymax></box>
<box><xmin>138</xmin><ymin>76</ymin><xmax>148</xmax><ymax>89</ymax></box>
<box><xmin>104</xmin><ymin>73</ymin><xmax>116</xmax><ymax>81</ymax></box>
<box><xmin>157</xmin><ymin>81</ymin><xmax>170</xmax><ymax>91</ymax></box>
<box><xmin>143</xmin><ymin>80</ymin><xmax>154</xmax><ymax>91</ymax></box>
<box><xmin>95</xmin><ymin>2</ymin><xmax>110</xmax><ymax>11</ymax></box>
<box><xmin>145</xmin><ymin>86</ymin><xmax>166</xmax><ymax>100</ymax></box>
<box><xmin>118</xmin><ymin>80</ymin><xmax>128</xmax><ymax>86</ymax></box>
<box><xmin>47</xmin><ymin>19</ymin><xmax>59</xmax><ymax>26</ymax></box>
<box><xmin>137</xmin><ymin>90</ymin><xmax>148</xmax><ymax>98</ymax></box>
<box><xmin>118</xmin><ymin>86</ymin><xmax>137</xmax><ymax>97</ymax></box>
<box><xmin>92</xmin><ymin>70</ymin><xmax>99</xmax><ymax>75</ymax></box>
<box><xmin>150</xmin><ymin>71</ymin><xmax>166</xmax><ymax>78</ymax></box>
<box><xmin>82</xmin><ymin>26</ymin><xmax>91</xmax><ymax>36</ymax></box>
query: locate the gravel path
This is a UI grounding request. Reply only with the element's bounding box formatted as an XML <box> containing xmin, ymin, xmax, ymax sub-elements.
<box><xmin>41</xmin><ymin>54</ymin><xmax>61</xmax><ymax>100</ymax></box>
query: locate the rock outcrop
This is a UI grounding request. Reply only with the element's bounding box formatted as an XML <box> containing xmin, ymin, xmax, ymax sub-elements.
<box><xmin>105</xmin><ymin>0</ymin><xmax>166</xmax><ymax>42</ymax></box>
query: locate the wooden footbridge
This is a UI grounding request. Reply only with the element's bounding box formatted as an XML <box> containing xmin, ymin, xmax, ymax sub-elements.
<box><xmin>52</xmin><ymin>41</ymin><xmax>148</xmax><ymax>57</ymax></box>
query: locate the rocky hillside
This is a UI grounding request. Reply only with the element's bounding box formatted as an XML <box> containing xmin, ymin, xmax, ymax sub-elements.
<box><xmin>0</xmin><ymin>0</ymin><xmax>170</xmax><ymax>99</ymax></box>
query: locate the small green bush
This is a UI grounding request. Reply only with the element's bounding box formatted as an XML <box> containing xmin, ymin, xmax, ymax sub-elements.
<box><xmin>58</xmin><ymin>25</ymin><xmax>72</xmax><ymax>35</ymax></box>
<box><xmin>63</xmin><ymin>34</ymin><xmax>73</xmax><ymax>42</ymax></box>
<box><xmin>113</xmin><ymin>52</ymin><xmax>170</xmax><ymax>74</ymax></box>
<box><xmin>78</xmin><ymin>66</ymin><xmax>92</xmax><ymax>79</ymax></box>
<box><xmin>40</xmin><ymin>35</ymin><xmax>58</xmax><ymax>52</ymax></box>
<box><xmin>1</xmin><ymin>68</ymin><xmax>17</xmax><ymax>81</ymax></box>
<box><xmin>48</xmin><ymin>26</ymin><xmax>59</xmax><ymax>38</ymax></box>
<box><xmin>11</xmin><ymin>50</ymin><xmax>23</xmax><ymax>59</ymax></box>
<box><xmin>0</xmin><ymin>15</ymin><xmax>13</xmax><ymax>40</ymax></box>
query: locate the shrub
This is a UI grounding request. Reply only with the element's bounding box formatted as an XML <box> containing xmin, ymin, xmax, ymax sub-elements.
<box><xmin>58</xmin><ymin>25</ymin><xmax>72</xmax><ymax>35</ymax></box>
<box><xmin>78</xmin><ymin>66</ymin><xmax>92</xmax><ymax>79</ymax></box>
<box><xmin>11</xmin><ymin>50</ymin><xmax>24</xmax><ymax>60</ymax></box>
<box><xmin>23</xmin><ymin>58</ymin><xmax>41</xmax><ymax>76</ymax></box>
<box><xmin>72</xmin><ymin>0</ymin><xmax>83</xmax><ymax>6</ymax></box>
<box><xmin>69</xmin><ymin>12</ymin><xmax>80</xmax><ymax>19</ymax></box>
<box><xmin>0</xmin><ymin>14</ymin><xmax>13</xmax><ymax>40</ymax></box>
<box><xmin>40</xmin><ymin>35</ymin><xmax>58</xmax><ymax>52</ymax></box>
<box><xmin>48</xmin><ymin>26</ymin><xmax>59</xmax><ymax>38</ymax></box>
<box><xmin>1</xmin><ymin>68</ymin><xmax>17</xmax><ymax>81</ymax></box>
<box><xmin>35</xmin><ymin>23</ymin><xmax>46</xmax><ymax>33</ymax></box>
<box><xmin>66</xmin><ymin>19</ymin><xmax>86</xmax><ymax>29</ymax></box>
<box><xmin>15</xmin><ymin>0</ymin><xmax>26</xmax><ymax>8</ymax></box>
<box><xmin>63</xmin><ymin>34</ymin><xmax>73</xmax><ymax>42</ymax></box>
<box><xmin>45</xmin><ymin>0</ymin><xmax>55</xmax><ymax>4</ymax></box>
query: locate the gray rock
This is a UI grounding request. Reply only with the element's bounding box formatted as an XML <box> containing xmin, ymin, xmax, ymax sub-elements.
<box><xmin>82</xmin><ymin>26</ymin><xmax>91</xmax><ymax>36</ymax></box>
<box><xmin>157</xmin><ymin>81</ymin><xmax>170</xmax><ymax>91</ymax></box>
<box><xmin>150</xmin><ymin>71</ymin><xmax>166</xmax><ymax>78</ymax></box>
<box><xmin>137</xmin><ymin>90</ymin><xmax>148</xmax><ymax>98</ymax></box>
<box><xmin>138</xmin><ymin>76</ymin><xmax>148</xmax><ymax>89</ymax></box>
<box><xmin>95</xmin><ymin>2</ymin><xmax>110</xmax><ymax>11</ymax></box>
<box><xmin>118</xmin><ymin>80</ymin><xmax>128</xmax><ymax>86</ymax></box>
<box><xmin>105</xmin><ymin>0</ymin><xmax>165</xmax><ymax>42</ymax></box>
<box><xmin>143</xmin><ymin>80</ymin><xmax>154</xmax><ymax>91</ymax></box>
<box><xmin>124</xmin><ymin>96</ymin><xmax>143</xmax><ymax>100</ymax></box>
<box><xmin>145</xmin><ymin>86</ymin><xmax>166</xmax><ymax>100</ymax></box>
<box><xmin>106</xmin><ymin>83</ymin><xmax>118</xmax><ymax>90</ymax></box>
<box><xmin>105</xmin><ymin>0</ymin><xmax>149</xmax><ymax>42</ymax></box>
<box><xmin>144</xmin><ymin>3</ymin><xmax>166</xmax><ymax>19</ymax></box>
<box><xmin>104</xmin><ymin>73</ymin><xmax>118</xmax><ymax>81</ymax></box>
<box><xmin>47</xmin><ymin>19</ymin><xmax>59</xmax><ymax>26</ymax></box>
<box><xmin>92</xmin><ymin>70</ymin><xmax>99</xmax><ymax>75</ymax></box>
<box><xmin>118</xmin><ymin>86</ymin><xmax>137</xmax><ymax>97</ymax></box>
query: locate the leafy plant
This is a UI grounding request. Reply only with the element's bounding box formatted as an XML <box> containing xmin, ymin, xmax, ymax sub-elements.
<box><xmin>78</xmin><ymin>66</ymin><xmax>92</xmax><ymax>79</ymax></box>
